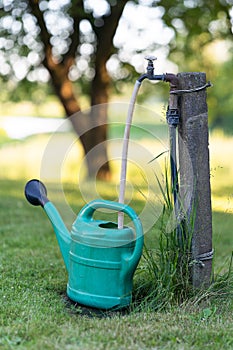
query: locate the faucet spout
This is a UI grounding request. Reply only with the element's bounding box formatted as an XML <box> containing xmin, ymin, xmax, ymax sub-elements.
<box><xmin>137</xmin><ymin>73</ymin><xmax>165</xmax><ymax>83</ymax></box>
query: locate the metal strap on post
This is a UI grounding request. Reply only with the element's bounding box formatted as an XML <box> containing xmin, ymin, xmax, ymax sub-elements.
<box><xmin>194</xmin><ymin>249</ymin><xmax>214</xmax><ymax>268</ymax></box>
<box><xmin>170</xmin><ymin>81</ymin><xmax>212</xmax><ymax>95</ymax></box>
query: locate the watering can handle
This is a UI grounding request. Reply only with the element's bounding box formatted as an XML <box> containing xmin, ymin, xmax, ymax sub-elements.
<box><xmin>78</xmin><ymin>199</ymin><xmax>144</xmax><ymax>268</ymax></box>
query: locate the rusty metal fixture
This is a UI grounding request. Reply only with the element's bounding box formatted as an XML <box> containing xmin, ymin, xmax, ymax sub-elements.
<box><xmin>164</xmin><ymin>73</ymin><xmax>179</xmax><ymax>90</ymax></box>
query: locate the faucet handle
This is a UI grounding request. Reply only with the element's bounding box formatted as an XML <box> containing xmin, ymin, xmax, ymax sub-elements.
<box><xmin>145</xmin><ymin>55</ymin><xmax>157</xmax><ymax>63</ymax></box>
<box><xmin>145</xmin><ymin>55</ymin><xmax>157</xmax><ymax>76</ymax></box>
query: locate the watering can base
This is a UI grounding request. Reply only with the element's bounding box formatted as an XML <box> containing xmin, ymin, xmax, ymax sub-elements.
<box><xmin>67</xmin><ymin>285</ymin><xmax>131</xmax><ymax>310</ymax></box>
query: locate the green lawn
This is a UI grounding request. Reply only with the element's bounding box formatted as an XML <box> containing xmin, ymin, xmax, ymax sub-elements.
<box><xmin>1</xmin><ymin>131</ymin><xmax>233</xmax><ymax>349</ymax></box>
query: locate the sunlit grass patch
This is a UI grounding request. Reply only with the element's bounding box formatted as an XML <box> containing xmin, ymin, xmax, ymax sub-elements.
<box><xmin>209</xmin><ymin>131</ymin><xmax>233</xmax><ymax>213</ymax></box>
<box><xmin>0</xmin><ymin>130</ymin><xmax>232</xmax><ymax>216</ymax></box>
<box><xmin>0</xmin><ymin>98</ymin><xmax>64</xmax><ymax>118</ymax></box>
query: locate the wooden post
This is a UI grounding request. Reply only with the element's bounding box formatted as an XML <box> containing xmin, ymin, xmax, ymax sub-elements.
<box><xmin>177</xmin><ymin>72</ymin><xmax>213</xmax><ymax>288</ymax></box>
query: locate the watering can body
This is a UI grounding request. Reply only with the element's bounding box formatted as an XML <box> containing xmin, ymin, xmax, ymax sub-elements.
<box><xmin>69</xmin><ymin>216</ymin><xmax>139</xmax><ymax>309</ymax></box>
<box><xmin>25</xmin><ymin>180</ymin><xmax>144</xmax><ymax>310</ymax></box>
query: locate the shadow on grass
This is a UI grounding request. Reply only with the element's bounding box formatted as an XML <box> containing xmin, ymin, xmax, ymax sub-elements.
<box><xmin>62</xmin><ymin>294</ymin><xmax>130</xmax><ymax>319</ymax></box>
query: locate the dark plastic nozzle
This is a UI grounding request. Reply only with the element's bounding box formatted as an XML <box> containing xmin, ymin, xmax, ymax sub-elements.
<box><xmin>24</xmin><ymin>179</ymin><xmax>49</xmax><ymax>207</ymax></box>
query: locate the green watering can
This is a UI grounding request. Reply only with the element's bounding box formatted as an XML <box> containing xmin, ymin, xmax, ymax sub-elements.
<box><xmin>24</xmin><ymin>179</ymin><xmax>144</xmax><ymax>310</ymax></box>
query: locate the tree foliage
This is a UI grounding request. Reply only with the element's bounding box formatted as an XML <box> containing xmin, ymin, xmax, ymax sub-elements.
<box><xmin>0</xmin><ymin>0</ymin><xmax>131</xmax><ymax>179</ymax></box>
<box><xmin>156</xmin><ymin>0</ymin><xmax>233</xmax><ymax>125</ymax></box>
<box><xmin>158</xmin><ymin>0</ymin><xmax>233</xmax><ymax>62</ymax></box>
<box><xmin>0</xmin><ymin>0</ymin><xmax>233</xmax><ymax>142</ymax></box>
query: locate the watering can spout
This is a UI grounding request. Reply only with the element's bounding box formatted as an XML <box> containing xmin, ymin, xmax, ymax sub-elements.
<box><xmin>24</xmin><ymin>179</ymin><xmax>71</xmax><ymax>271</ymax></box>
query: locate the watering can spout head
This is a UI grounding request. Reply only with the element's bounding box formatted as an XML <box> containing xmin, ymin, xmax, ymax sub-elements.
<box><xmin>24</xmin><ymin>179</ymin><xmax>71</xmax><ymax>271</ymax></box>
<box><xmin>24</xmin><ymin>179</ymin><xmax>49</xmax><ymax>207</ymax></box>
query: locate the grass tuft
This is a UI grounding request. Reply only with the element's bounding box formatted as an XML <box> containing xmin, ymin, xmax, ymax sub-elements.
<box><xmin>132</xmin><ymin>158</ymin><xmax>233</xmax><ymax>314</ymax></box>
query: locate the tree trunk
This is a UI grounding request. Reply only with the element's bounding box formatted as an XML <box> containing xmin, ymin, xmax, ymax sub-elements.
<box><xmin>27</xmin><ymin>0</ymin><xmax>128</xmax><ymax>180</ymax></box>
<box><xmin>86</xmin><ymin>0</ymin><xmax>129</xmax><ymax>179</ymax></box>
<box><xmin>50</xmin><ymin>63</ymin><xmax>111</xmax><ymax>180</ymax></box>
<box><xmin>88</xmin><ymin>58</ymin><xmax>111</xmax><ymax>180</ymax></box>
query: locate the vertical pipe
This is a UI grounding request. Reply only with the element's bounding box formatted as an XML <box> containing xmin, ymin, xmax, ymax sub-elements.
<box><xmin>169</xmin><ymin>125</ymin><xmax>178</xmax><ymax>205</ymax></box>
<box><xmin>166</xmin><ymin>86</ymin><xmax>182</xmax><ymax>245</ymax></box>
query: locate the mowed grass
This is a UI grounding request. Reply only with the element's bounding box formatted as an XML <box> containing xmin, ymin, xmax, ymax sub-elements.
<box><xmin>1</xmin><ymin>130</ymin><xmax>233</xmax><ymax>349</ymax></box>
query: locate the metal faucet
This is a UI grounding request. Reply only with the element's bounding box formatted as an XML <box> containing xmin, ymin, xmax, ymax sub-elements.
<box><xmin>137</xmin><ymin>56</ymin><xmax>165</xmax><ymax>83</ymax></box>
<box><xmin>137</xmin><ymin>56</ymin><xmax>179</xmax><ymax>88</ymax></box>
